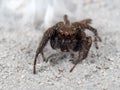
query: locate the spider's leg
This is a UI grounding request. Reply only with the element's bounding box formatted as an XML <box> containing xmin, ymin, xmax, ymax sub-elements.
<box><xmin>70</xmin><ymin>36</ymin><xmax>92</xmax><ymax>72</ymax></box>
<box><xmin>79</xmin><ymin>19</ymin><xmax>92</xmax><ymax>25</ymax></box>
<box><xmin>86</xmin><ymin>25</ymin><xmax>101</xmax><ymax>49</ymax></box>
<box><xmin>33</xmin><ymin>36</ymin><xmax>49</xmax><ymax>74</ymax></box>
<box><xmin>33</xmin><ymin>28</ymin><xmax>54</xmax><ymax>74</ymax></box>
<box><xmin>41</xmin><ymin>52</ymin><xmax>46</xmax><ymax>61</ymax></box>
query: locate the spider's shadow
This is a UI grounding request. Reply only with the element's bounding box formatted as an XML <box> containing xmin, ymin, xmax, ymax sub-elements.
<box><xmin>46</xmin><ymin>52</ymin><xmax>68</xmax><ymax>66</ymax></box>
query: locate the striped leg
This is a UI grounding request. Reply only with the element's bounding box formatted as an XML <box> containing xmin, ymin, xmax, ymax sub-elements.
<box><xmin>70</xmin><ymin>36</ymin><xmax>92</xmax><ymax>72</ymax></box>
<box><xmin>86</xmin><ymin>25</ymin><xmax>101</xmax><ymax>49</ymax></box>
<box><xmin>33</xmin><ymin>28</ymin><xmax>54</xmax><ymax>74</ymax></box>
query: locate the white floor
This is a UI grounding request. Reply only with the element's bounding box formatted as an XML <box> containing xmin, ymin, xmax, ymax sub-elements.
<box><xmin>0</xmin><ymin>0</ymin><xmax>120</xmax><ymax>90</ymax></box>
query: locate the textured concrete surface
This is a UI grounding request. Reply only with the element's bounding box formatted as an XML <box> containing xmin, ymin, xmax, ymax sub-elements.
<box><xmin>0</xmin><ymin>0</ymin><xmax>120</xmax><ymax>90</ymax></box>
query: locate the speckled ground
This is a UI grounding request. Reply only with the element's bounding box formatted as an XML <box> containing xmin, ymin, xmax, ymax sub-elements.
<box><xmin>0</xmin><ymin>0</ymin><xmax>120</xmax><ymax>90</ymax></box>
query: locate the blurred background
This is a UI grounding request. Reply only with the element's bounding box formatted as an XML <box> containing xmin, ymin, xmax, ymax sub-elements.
<box><xmin>0</xmin><ymin>0</ymin><xmax>119</xmax><ymax>30</ymax></box>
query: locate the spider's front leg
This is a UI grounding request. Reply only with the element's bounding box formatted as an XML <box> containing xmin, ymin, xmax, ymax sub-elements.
<box><xmin>70</xmin><ymin>36</ymin><xmax>92</xmax><ymax>72</ymax></box>
<box><xmin>33</xmin><ymin>28</ymin><xmax>54</xmax><ymax>74</ymax></box>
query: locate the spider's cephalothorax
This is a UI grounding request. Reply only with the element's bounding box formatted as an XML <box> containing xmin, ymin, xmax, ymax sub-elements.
<box><xmin>50</xmin><ymin>15</ymin><xmax>81</xmax><ymax>52</ymax></box>
<box><xmin>33</xmin><ymin>15</ymin><xmax>101</xmax><ymax>74</ymax></box>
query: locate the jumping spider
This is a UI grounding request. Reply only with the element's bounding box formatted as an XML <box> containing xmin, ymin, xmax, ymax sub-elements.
<box><xmin>33</xmin><ymin>15</ymin><xmax>101</xmax><ymax>74</ymax></box>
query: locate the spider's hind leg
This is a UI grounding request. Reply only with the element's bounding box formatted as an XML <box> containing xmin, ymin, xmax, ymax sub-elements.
<box><xmin>86</xmin><ymin>25</ymin><xmax>101</xmax><ymax>49</ymax></box>
<box><xmin>70</xmin><ymin>36</ymin><xmax>92</xmax><ymax>72</ymax></box>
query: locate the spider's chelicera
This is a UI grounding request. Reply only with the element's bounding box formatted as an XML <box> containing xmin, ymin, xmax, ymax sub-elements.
<box><xmin>33</xmin><ymin>15</ymin><xmax>101</xmax><ymax>74</ymax></box>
